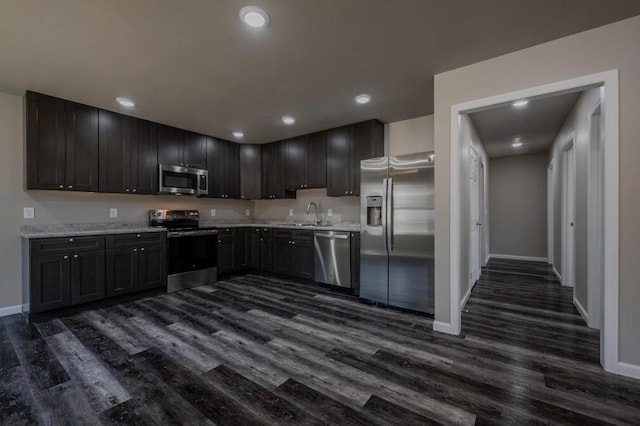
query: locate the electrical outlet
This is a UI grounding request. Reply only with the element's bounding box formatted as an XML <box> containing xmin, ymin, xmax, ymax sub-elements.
<box><xmin>289</xmin><ymin>209</ymin><xmax>293</xmax><ymax>217</ymax></box>
<box><xmin>327</xmin><ymin>209</ymin><xmax>333</xmax><ymax>217</ymax></box>
<box><xmin>23</xmin><ymin>207</ymin><xmax>34</xmax><ymax>219</ymax></box>
<box><xmin>210</xmin><ymin>209</ymin><xmax>216</xmax><ymax>217</ymax></box>
<box><xmin>109</xmin><ymin>208</ymin><xmax>118</xmax><ymax>218</ymax></box>
<box><xmin>245</xmin><ymin>209</ymin><xmax>250</xmax><ymax>217</ymax></box>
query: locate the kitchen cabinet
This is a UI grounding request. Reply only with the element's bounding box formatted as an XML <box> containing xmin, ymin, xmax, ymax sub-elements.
<box><xmin>236</xmin><ymin>228</ymin><xmax>251</xmax><ymax>271</ymax></box>
<box><xmin>259</xmin><ymin>228</ymin><xmax>273</xmax><ymax>272</ymax></box>
<box><xmin>350</xmin><ymin>232</ymin><xmax>360</xmax><ymax>295</ymax></box>
<box><xmin>272</xmin><ymin>229</ymin><xmax>314</xmax><ymax>279</ymax></box>
<box><xmin>99</xmin><ymin>110</ymin><xmax>158</xmax><ymax>194</ymax></box>
<box><xmin>158</xmin><ymin>125</ymin><xmax>207</xmax><ymax>169</ymax></box>
<box><xmin>28</xmin><ymin>236</ymin><xmax>106</xmax><ymax>313</ymax></box>
<box><xmin>217</xmin><ymin>228</ymin><xmax>236</xmax><ymax>274</ymax></box>
<box><xmin>250</xmin><ymin>227</ymin><xmax>261</xmax><ymax>269</ymax></box>
<box><xmin>284</xmin><ymin>131</ymin><xmax>327</xmax><ymax>190</ymax></box>
<box><xmin>26</xmin><ymin>92</ymin><xmax>99</xmax><ymax>192</ymax></box>
<box><xmin>206</xmin><ymin>137</ymin><xmax>240</xmax><ymax>199</ymax></box>
<box><xmin>105</xmin><ymin>233</ymin><xmax>166</xmax><ymax>297</ymax></box>
<box><xmin>262</xmin><ymin>141</ymin><xmax>296</xmax><ymax>200</ymax></box>
<box><xmin>240</xmin><ymin>144</ymin><xmax>262</xmax><ymax>199</ymax></box>
<box><xmin>327</xmin><ymin>119</ymin><xmax>384</xmax><ymax>196</ymax></box>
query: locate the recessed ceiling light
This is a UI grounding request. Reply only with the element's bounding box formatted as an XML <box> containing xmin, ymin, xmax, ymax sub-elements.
<box><xmin>512</xmin><ymin>99</ymin><xmax>529</xmax><ymax>108</ymax></box>
<box><xmin>239</xmin><ymin>6</ymin><xmax>270</xmax><ymax>28</ymax></box>
<box><xmin>512</xmin><ymin>142</ymin><xmax>523</xmax><ymax>148</ymax></box>
<box><xmin>232</xmin><ymin>131</ymin><xmax>244</xmax><ymax>138</ymax></box>
<box><xmin>354</xmin><ymin>94</ymin><xmax>371</xmax><ymax>104</ymax></box>
<box><xmin>282</xmin><ymin>116</ymin><xmax>295</xmax><ymax>125</ymax></box>
<box><xmin>116</xmin><ymin>97</ymin><xmax>135</xmax><ymax>108</ymax></box>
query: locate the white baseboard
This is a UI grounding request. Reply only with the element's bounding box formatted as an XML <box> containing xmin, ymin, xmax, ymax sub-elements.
<box><xmin>552</xmin><ymin>266</ymin><xmax>562</xmax><ymax>281</ymax></box>
<box><xmin>433</xmin><ymin>321</ymin><xmax>457</xmax><ymax>335</ymax></box>
<box><xmin>0</xmin><ymin>305</ymin><xmax>22</xmax><ymax>317</ymax></box>
<box><xmin>460</xmin><ymin>287</ymin><xmax>472</xmax><ymax>310</ymax></box>
<box><xmin>484</xmin><ymin>254</ymin><xmax>491</xmax><ymax>266</ymax></box>
<box><xmin>618</xmin><ymin>362</ymin><xmax>640</xmax><ymax>380</ymax></box>
<box><xmin>490</xmin><ymin>254</ymin><xmax>548</xmax><ymax>263</ymax></box>
<box><xmin>573</xmin><ymin>297</ymin><xmax>589</xmax><ymax>324</ymax></box>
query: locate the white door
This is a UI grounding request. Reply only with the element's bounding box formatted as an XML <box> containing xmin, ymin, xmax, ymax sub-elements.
<box><xmin>469</xmin><ymin>146</ymin><xmax>481</xmax><ymax>287</ymax></box>
<box><xmin>562</xmin><ymin>141</ymin><xmax>576</xmax><ymax>287</ymax></box>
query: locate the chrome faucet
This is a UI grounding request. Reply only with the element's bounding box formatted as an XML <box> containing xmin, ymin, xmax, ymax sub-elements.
<box><xmin>305</xmin><ymin>202</ymin><xmax>322</xmax><ymax>225</ymax></box>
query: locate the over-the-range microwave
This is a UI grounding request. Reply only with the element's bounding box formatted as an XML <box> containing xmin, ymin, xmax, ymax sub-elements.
<box><xmin>158</xmin><ymin>164</ymin><xmax>208</xmax><ymax>196</ymax></box>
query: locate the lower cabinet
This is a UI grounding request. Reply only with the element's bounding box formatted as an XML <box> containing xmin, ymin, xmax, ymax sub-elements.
<box><xmin>272</xmin><ymin>229</ymin><xmax>314</xmax><ymax>279</ymax></box>
<box><xmin>27</xmin><ymin>232</ymin><xmax>165</xmax><ymax>314</ymax></box>
<box><xmin>350</xmin><ymin>232</ymin><xmax>360</xmax><ymax>294</ymax></box>
<box><xmin>259</xmin><ymin>228</ymin><xmax>273</xmax><ymax>272</ymax></box>
<box><xmin>217</xmin><ymin>228</ymin><xmax>236</xmax><ymax>274</ymax></box>
<box><xmin>236</xmin><ymin>228</ymin><xmax>251</xmax><ymax>271</ymax></box>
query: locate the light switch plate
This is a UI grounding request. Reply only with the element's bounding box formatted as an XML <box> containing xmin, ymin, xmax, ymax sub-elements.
<box><xmin>245</xmin><ymin>209</ymin><xmax>250</xmax><ymax>217</ymax></box>
<box><xmin>289</xmin><ymin>209</ymin><xmax>293</xmax><ymax>217</ymax></box>
<box><xmin>109</xmin><ymin>208</ymin><xmax>118</xmax><ymax>218</ymax></box>
<box><xmin>327</xmin><ymin>209</ymin><xmax>333</xmax><ymax>217</ymax></box>
<box><xmin>23</xmin><ymin>207</ymin><xmax>34</xmax><ymax>219</ymax></box>
<box><xmin>210</xmin><ymin>209</ymin><xmax>216</xmax><ymax>217</ymax></box>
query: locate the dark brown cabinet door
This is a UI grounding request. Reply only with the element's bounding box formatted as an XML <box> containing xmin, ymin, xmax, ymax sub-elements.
<box><xmin>262</xmin><ymin>141</ymin><xmax>295</xmax><ymax>199</ymax></box>
<box><xmin>183</xmin><ymin>131</ymin><xmax>207</xmax><ymax>169</ymax></box>
<box><xmin>292</xmin><ymin>231</ymin><xmax>314</xmax><ymax>279</ymax></box>
<box><xmin>99</xmin><ymin>110</ymin><xmax>132</xmax><ymax>193</ymax></box>
<box><xmin>206</xmin><ymin>138</ymin><xmax>240</xmax><ymax>198</ymax></box>
<box><xmin>261</xmin><ymin>142</ymin><xmax>274</xmax><ymax>198</ymax></box>
<box><xmin>226</xmin><ymin>142</ymin><xmax>240</xmax><ymax>198</ymax></box>
<box><xmin>306</xmin><ymin>131</ymin><xmax>327</xmax><ymax>188</ymax></box>
<box><xmin>131</xmin><ymin>119</ymin><xmax>158</xmax><ymax>194</ymax></box>
<box><xmin>217</xmin><ymin>230</ymin><xmax>236</xmax><ymax>274</ymax></box>
<box><xmin>70</xmin><ymin>251</ymin><xmax>105</xmax><ymax>305</ymax></box>
<box><xmin>351</xmin><ymin>120</ymin><xmax>384</xmax><ymax>196</ymax></box>
<box><xmin>236</xmin><ymin>228</ymin><xmax>251</xmax><ymax>271</ymax></box>
<box><xmin>26</xmin><ymin>92</ymin><xmax>66</xmax><ymax>190</ymax></box>
<box><xmin>250</xmin><ymin>228</ymin><xmax>261</xmax><ymax>269</ymax></box>
<box><xmin>285</xmin><ymin>137</ymin><xmax>306</xmax><ymax>190</ymax></box>
<box><xmin>259</xmin><ymin>229</ymin><xmax>272</xmax><ymax>272</ymax></box>
<box><xmin>272</xmin><ymin>234</ymin><xmax>292</xmax><ymax>275</ymax></box>
<box><xmin>157</xmin><ymin>125</ymin><xmax>184</xmax><ymax>166</ymax></box>
<box><xmin>240</xmin><ymin>144</ymin><xmax>262</xmax><ymax>200</ymax></box>
<box><xmin>350</xmin><ymin>232</ymin><xmax>361</xmax><ymax>294</ymax></box>
<box><xmin>106</xmin><ymin>248</ymin><xmax>139</xmax><ymax>297</ymax></box>
<box><xmin>65</xmin><ymin>101</ymin><xmax>99</xmax><ymax>191</ymax></box>
<box><xmin>326</xmin><ymin>126</ymin><xmax>351</xmax><ymax>196</ymax></box>
<box><xmin>138</xmin><ymin>244</ymin><xmax>166</xmax><ymax>290</ymax></box>
<box><xmin>30</xmin><ymin>254</ymin><xmax>71</xmax><ymax>313</ymax></box>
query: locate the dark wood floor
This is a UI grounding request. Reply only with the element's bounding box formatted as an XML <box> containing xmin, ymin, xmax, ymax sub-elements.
<box><xmin>2</xmin><ymin>259</ymin><xmax>640</xmax><ymax>425</ymax></box>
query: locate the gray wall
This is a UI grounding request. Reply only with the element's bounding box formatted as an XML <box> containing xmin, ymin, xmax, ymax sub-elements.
<box><xmin>488</xmin><ymin>153</ymin><xmax>548</xmax><ymax>259</ymax></box>
<box><xmin>433</xmin><ymin>15</ymin><xmax>640</xmax><ymax>365</ymax></box>
<box><xmin>0</xmin><ymin>92</ymin><xmax>251</xmax><ymax>310</ymax></box>
<box><xmin>548</xmin><ymin>87</ymin><xmax>602</xmax><ymax>317</ymax></box>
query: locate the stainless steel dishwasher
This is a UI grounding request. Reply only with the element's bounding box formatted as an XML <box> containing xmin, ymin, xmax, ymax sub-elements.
<box><xmin>314</xmin><ymin>231</ymin><xmax>351</xmax><ymax>288</ymax></box>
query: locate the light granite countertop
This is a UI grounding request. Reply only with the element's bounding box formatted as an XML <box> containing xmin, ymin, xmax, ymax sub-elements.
<box><xmin>20</xmin><ymin>221</ymin><xmax>361</xmax><ymax>238</ymax></box>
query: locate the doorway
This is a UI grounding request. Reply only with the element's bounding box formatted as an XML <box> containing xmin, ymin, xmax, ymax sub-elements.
<box><xmin>561</xmin><ymin>137</ymin><xmax>576</xmax><ymax>288</ymax></box>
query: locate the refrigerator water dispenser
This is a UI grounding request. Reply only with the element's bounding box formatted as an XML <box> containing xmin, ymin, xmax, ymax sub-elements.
<box><xmin>366</xmin><ymin>196</ymin><xmax>383</xmax><ymax>226</ymax></box>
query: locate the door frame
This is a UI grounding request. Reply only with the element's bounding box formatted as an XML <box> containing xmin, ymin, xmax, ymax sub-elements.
<box><xmin>446</xmin><ymin>70</ymin><xmax>619</xmax><ymax>374</ymax></box>
<box><xmin>480</xmin><ymin>160</ymin><xmax>488</xmax><ymax>267</ymax></box>
<box><xmin>561</xmin><ymin>135</ymin><xmax>576</xmax><ymax>288</ymax></box>
<box><xmin>547</xmin><ymin>160</ymin><xmax>554</xmax><ymax>272</ymax></box>
<box><xmin>469</xmin><ymin>143</ymin><xmax>481</xmax><ymax>287</ymax></box>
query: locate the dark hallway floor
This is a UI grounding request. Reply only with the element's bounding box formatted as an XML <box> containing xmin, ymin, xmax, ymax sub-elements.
<box><xmin>1</xmin><ymin>261</ymin><xmax>640</xmax><ymax>425</ymax></box>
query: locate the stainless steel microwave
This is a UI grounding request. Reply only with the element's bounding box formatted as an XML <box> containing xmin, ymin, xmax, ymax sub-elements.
<box><xmin>159</xmin><ymin>164</ymin><xmax>208</xmax><ymax>196</ymax></box>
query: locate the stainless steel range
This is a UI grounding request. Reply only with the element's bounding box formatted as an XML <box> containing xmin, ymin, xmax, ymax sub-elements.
<box><xmin>149</xmin><ymin>209</ymin><xmax>218</xmax><ymax>292</ymax></box>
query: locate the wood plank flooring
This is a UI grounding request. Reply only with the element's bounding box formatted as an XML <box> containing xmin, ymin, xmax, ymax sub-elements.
<box><xmin>2</xmin><ymin>259</ymin><xmax>640</xmax><ymax>425</ymax></box>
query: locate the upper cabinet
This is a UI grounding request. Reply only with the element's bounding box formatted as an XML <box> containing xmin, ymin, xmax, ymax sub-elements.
<box><xmin>284</xmin><ymin>131</ymin><xmax>327</xmax><ymax>190</ymax></box>
<box><xmin>240</xmin><ymin>144</ymin><xmax>262</xmax><ymax>200</ymax></box>
<box><xmin>158</xmin><ymin>125</ymin><xmax>206</xmax><ymax>169</ymax></box>
<box><xmin>206</xmin><ymin>137</ymin><xmax>239</xmax><ymax>198</ymax></box>
<box><xmin>262</xmin><ymin>141</ymin><xmax>295</xmax><ymax>200</ymax></box>
<box><xmin>99</xmin><ymin>110</ymin><xmax>158</xmax><ymax>194</ymax></box>
<box><xmin>327</xmin><ymin>119</ymin><xmax>384</xmax><ymax>196</ymax></box>
<box><xmin>26</xmin><ymin>92</ymin><xmax>99</xmax><ymax>191</ymax></box>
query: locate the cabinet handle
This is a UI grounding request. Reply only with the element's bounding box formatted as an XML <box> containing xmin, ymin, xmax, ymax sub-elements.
<box><xmin>73</xmin><ymin>254</ymin><xmax>79</xmax><ymax>258</ymax></box>
<box><xmin>136</xmin><ymin>234</ymin><xmax>141</xmax><ymax>238</ymax></box>
<box><xmin>219</xmin><ymin>240</ymin><xmax>222</xmax><ymax>243</ymax></box>
<box><xmin>125</xmin><ymin>188</ymin><xmax>130</xmax><ymax>192</ymax></box>
<box><xmin>132</xmin><ymin>189</ymin><xmax>137</xmax><ymax>193</ymax></box>
<box><xmin>140</xmin><ymin>247</ymin><xmax>145</xmax><ymax>251</ymax></box>
<box><xmin>241</xmin><ymin>196</ymin><xmax>245</xmax><ymax>199</ymax></box>
<box><xmin>58</xmin><ymin>185</ymin><xmax>64</xmax><ymax>189</ymax></box>
<box><xmin>260</xmin><ymin>238</ymin><xmax>264</xmax><ymax>241</ymax></box>
<box><xmin>68</xmin><ymin>185</ymin><xmax>73</xmax><ymax>189</ymax></box>
<box><xmin>185</xmin><ymin>164</ymin><xmax>189</xmax><ymax>167</ymax></box>
<box><xmin>63</xmin><ymin>255</ymin><xmax>69</xmax><ymax>259</ymax></box>
<box><xmin>344</xmin><ymin>191</ymin><xmax>348</xmax><ymax>194</ymax></box>
<box><xmin>68</xmin><ymin>238</ymin><xmax>74</xmax><ymax>242</ymax></box>
<box><xmin>291</xmin><ymin>241</ymin><xmax>295</xmax><ymax>245</ymax></box>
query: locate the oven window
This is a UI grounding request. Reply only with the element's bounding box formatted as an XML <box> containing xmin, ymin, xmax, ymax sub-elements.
<box><xmin>167</xmin><ymin>234</ymin><xmax>217</xmax><ymax>275</ymax></box>
<box><xmin>163</xmin><ymin>171</ymin><xmax>197</xmax><ymax>189</ymax></box>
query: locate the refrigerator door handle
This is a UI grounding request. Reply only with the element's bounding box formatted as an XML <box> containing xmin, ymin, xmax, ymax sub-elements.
<box><xmin>387</xmin><ymin>177</ymin><xmax>394</xmax><ymax>251</ymax></box>
<box><xmin>383</xmin><ymin>178</ymin><xmax>388</xmax><ymax>251</ymax></box>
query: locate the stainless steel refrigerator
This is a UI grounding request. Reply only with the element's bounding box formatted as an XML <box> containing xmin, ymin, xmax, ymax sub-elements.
<box><xmin>360</xmin><ymin>152</ymin><xmax>435</xmax><ymax>314</ymax></box>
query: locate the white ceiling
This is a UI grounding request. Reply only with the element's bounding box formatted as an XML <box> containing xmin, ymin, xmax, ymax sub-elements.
<box><xmin>469</xmin><ymin>91</ymin><xmax>582</xmax><ymax>158</ymax></box>
<box><xmin>0</xmin><ymin>1</ymin><xmax>639</xmax><ymax>144</ymax></box>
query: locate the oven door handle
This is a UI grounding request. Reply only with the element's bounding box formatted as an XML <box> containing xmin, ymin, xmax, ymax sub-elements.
<box><xmin>167</xmin><ymin>229</ymin><xmax>219</xmax><ymax>238</ymax></box>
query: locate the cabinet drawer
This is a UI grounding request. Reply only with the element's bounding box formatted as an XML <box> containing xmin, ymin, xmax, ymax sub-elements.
<box><xmin>259</xmin><ymin>228</ymin><xmax>272</xmax><ymax>236</ymax></box>
<box><xmin>31</xmin><ymin>236</ymin><xmax>105</xmax><ymax>256</ymax></box>
<box><xmin>218</xmin><ymin>228</ymin><xmax>235</xmax><ymax>236</ymax></box>
<box><xmin>273</xmin><ymin>229</ymin><xmax>292</xmax><ymax>239</ymax></box>
<box><xmin>106</xmin><ymin>232</ymin><xmax>166</xmax><ymax>249</ymax></box>
<box><xmin>292</xmin><ymin>230</ymin><xmax>313</xmax><ymax>242</ymax></box>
